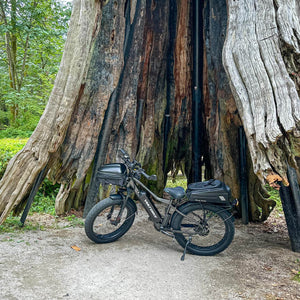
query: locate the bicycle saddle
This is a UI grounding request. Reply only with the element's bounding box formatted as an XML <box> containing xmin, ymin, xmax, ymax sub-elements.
<box><xmin>164</xmin><ymin>186</ymin><xmax>186</xmax><ymax>199</ymax></box>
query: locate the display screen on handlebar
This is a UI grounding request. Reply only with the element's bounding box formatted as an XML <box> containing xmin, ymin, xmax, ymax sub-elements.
<box><xmin>119</xmin><ymin>148</ymin><xmax>157</xmax><ymax>181</ymax></box>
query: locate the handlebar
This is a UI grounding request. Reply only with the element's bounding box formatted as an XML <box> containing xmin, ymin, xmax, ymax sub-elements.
<box><xmin>119</xmin><ymin>148</ymin><xmax>130</xmax><ymax>159</ymax></box>
<box><xmin>119</xmin><ymin>148</ymin><xmax>157</xmax><ymax>181</ymax></box>
<box><xmin>140</xmin><ymin>171</ymin><xmax>157</xmax><ymax>181</ymax></box>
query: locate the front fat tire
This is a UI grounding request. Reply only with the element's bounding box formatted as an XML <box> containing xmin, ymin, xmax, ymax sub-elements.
<box><xmin>85</xmin><ymin>197</ymin><xmax>136</xmax><ymax>244</ymax></box>
<box><xmin>171</xmin><ymin>203</ymin><xmax>235</xmax><ymax>256</ymax></box>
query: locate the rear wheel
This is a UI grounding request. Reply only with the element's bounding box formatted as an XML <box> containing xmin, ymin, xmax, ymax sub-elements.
<box><xmin>85</xmin><ymin>197</ymin><xmax>136</xmax><ymax>243</ymax></box>
<box><xmin>171</xmin><ymin>203</ymin><xmax>234</xmax><ymax>256</ymax></box>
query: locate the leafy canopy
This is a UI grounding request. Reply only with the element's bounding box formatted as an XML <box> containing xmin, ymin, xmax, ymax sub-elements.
<box><xmin>0</xmin><ymin>0</ymin><xmax>71</xmax><ymax>135</ymax></box>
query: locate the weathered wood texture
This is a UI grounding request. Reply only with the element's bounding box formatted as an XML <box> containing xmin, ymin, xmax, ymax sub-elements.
<box><xmin>83</xmin><ymin>0</ymin><xmax>148</xmax><ymax>215</ymax></box>
<box><xmin>0</xmin><ymin>0</ymin><xmax>101</xmax><ymax>222</ymax></box>
<box><xmin>52</xmin><ymin>0</ymin><xmax>128</xmax><ymax>214</ymax></box>
<box><xmin>68</xmin><ymin>0</ymin><xmax>193</xmax><ymax>211</ymax></box>
<box><xmin>203</xmin><ymin>0</ymin><xmax>241</xmax><ymax>198</ymax></box>
<box><xmin>135</xmin><ymin>0</ymin><xmax>192</xmax><ymax>189</ymax></box>
<box><xmin>223</xmin><ymin>0</ymin><xmax>300</xmax><ymax>184</ymax></box>
<box><xmin>3</xmin><ymin>0</ymin><xmax>298</xmax><ymax>225</ymax></box>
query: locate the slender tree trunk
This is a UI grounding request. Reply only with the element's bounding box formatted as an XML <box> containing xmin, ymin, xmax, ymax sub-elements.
<box><xmin>1</xmin><ymin>0</ymin><xmax>18</xmax><ymax>123</ymax></box>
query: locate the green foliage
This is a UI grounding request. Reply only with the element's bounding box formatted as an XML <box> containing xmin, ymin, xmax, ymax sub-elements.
<box><xmin>265</xmin><ymin>185</ymin><xmax>282</xmax><ymax>212</ymax></box>
<box><xmin>31</xmin><ymin>193</ymin><xmax>56</xmax><ymax>216</ymax></box>
<box><xmin>0</xmin><ymin>127</ymin><xmax>33</xmax><ymax>138</ymax></box>
<box><xmin>33</xmin><ymin>178</ymin><xmax>59</xmax><ymax>215</ymax></box>
<box><xmin>0</xmin><ymin>137</ymin><xmax>28</xmax><ymax>177</ymax></box>
<box><xmin>0</xmin><ymin>0</ymin><xmax>72</xmax><ymax>132</ymax></box>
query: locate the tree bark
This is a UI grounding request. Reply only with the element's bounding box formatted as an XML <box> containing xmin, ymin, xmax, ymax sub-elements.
<box><xmin>202</xmin><ymin>0</ymin><xmax>241</xmax><ymax>198</ymax></box>
<box><xmin>223</xmin><ymin>0</ymin><xmax>300</xmax><ymax>184</ymax></box>
<box><xmin>203</xmin><ymin>0</ymin><xmax>282</xmax><ymax>222</ymax></box>
<box><xmin>55</xmin><ymin>0</ymin><xmax>193</xmax><ymax>214</ymax></box>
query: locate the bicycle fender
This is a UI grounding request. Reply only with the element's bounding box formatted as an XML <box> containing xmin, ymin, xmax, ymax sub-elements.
<box><xmin>170</xmin><ymin>201</ymin><xmax>194</xmax><ymax>225</ymax></box>
<box><xmin>171</xmin><ymin>201</ymin><xmax>234</xmax><ymax>226</ymax></box>
<box><xmin>109</xmin><ymin>194</ymin><xmax>137</xmax><ymax>213</ymax></box>
<box><xmin>109</xmin><ymin>194</ymin><xmax>123</xmax><ymax>201</ymax></box>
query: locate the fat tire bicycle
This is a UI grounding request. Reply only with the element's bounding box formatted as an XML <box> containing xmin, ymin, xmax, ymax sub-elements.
<box><xmin>85</xmin><ymin>149</ymin><xmax>236</xmax><ymax>259</ymax></box>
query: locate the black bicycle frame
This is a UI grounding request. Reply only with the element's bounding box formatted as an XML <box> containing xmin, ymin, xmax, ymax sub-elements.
<box><xmin>129</xmin><ymin>177</ymin><xmax>172</xmax><ymax>223</ymax></box>
<box><xmin>127</xmin><ymin>176</ymin><xmax>232</xmax><ymax>230</ymax></box>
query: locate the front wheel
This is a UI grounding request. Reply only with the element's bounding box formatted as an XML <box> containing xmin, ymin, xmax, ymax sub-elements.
<box><xmin>85</xmin><ymin>197</ymin><xmax>136</xmax><ymax>243</ymax></box>
<box><xmin>171</xmin><ymin>203</ymin><xmax>234</xmax><ymax>256</ymax></box>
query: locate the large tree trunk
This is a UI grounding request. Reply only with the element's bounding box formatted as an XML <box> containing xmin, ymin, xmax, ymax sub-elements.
<box><xmin>58</xmin><ymin>0</ymin><xmax>193</xmax><ymax>214</ymax></box>
<box><xmin>202</xmin><ymin>0</ymin><xmax>277</xmax><ymax>222</ymax></box>
<box><xmin>223</xmin><ymin>0</ymin><xmax>300</xmax><ymax>184</ymax></box>
<box><xmin>222</xmin><ymin>0</ymin><xmax>300</xmax><ymax>248</ymax></box>
<box><xmin>0</xmin><ymin>0</ymin><xmax>299</xmax><ymax>230</ymax></box>
<box><xmin>0</xmin><ymin>0</ymin><xmax>193</xmax><ymax>220</ymax></box>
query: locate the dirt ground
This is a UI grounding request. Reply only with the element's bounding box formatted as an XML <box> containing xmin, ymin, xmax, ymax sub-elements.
<box><xmin>0</xmin><ymin>204</ymin><xmax>300</xmax><ymax>300</ymax></box>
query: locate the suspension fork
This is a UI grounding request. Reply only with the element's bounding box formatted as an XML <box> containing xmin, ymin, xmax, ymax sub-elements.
<box><xmin>108</xmin><ymin>191</ymin><xmax>129</xmax><ymax>225</ymax></box>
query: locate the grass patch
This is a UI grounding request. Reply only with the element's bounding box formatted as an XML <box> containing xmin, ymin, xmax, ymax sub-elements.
<box><xmin>0</xmin><ymin>216</ymin><xmax>41</xmax><ymax>233</ymax></box>
<box><xmin>166</xmin><ymin>176</ymin><xmax>187</xmax><ymax>189</ymax></box>
<box><xmin>63</xmin><ymin>214</ymin><xmax>84</xmax><ymax>227</ymax></box>
<box><xmin>0</xmin><ymin>213</ymin><xmax>84</xmax><ymax>233</ymax></box>
<box><xmin>292</xmin><ymin>259</ymin><xmax>300</xmax><ymax>282</ymax></box>
<box><xmin>265</xmin><ymin>184</ymin><xmax>283</xmax><ymax>213</ymax></box>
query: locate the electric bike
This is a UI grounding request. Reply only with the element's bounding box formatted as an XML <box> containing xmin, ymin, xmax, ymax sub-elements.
<box><xmin>85</xmin><ymin>149</ymin><xmax>236</xmax><ymax>259</ymax></box>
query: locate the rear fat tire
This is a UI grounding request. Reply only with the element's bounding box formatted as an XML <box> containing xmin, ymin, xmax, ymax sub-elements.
<box><xmin>85</xmin><ymin>197</ymin><xmax>136</xmax><ymax>244</ymax></box>
<box><xmin>171</xmin><ymin>203</ymin><xmax>235</xmax><ymax>256</ymax></box>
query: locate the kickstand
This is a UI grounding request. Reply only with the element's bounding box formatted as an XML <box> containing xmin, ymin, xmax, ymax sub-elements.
<box><xmin>181</xmin><ymin>236</ymin><xmax>192</xmax><ymax>261</ymax></box>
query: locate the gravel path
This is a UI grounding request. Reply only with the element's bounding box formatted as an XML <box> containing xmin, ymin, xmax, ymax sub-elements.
<box><xmin>0</xmin><ymin>206</ymin><xmax>300</xmax><ymax>300</ymax></box>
